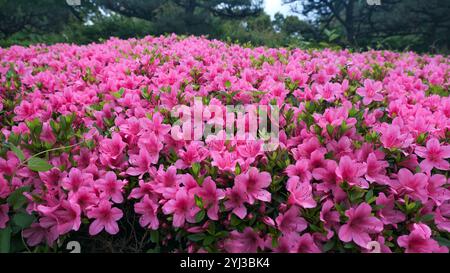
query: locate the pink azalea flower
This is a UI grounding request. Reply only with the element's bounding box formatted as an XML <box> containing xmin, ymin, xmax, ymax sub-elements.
<box><xmin>152</xmin><ymin>165</ymin><xmax>179</xmax><ymax>198</ymax></box>
<box><xmin>320</xmin><ymin>200</ymin><xmax>340</xmax><ymax>238</ymax></box>
<box><xmin>68</xmin><ymin>187</ymin><xmax>98</xmax><ymax>211</ymax></box>
<box><xmin>129</xmin><ymin>179</ymin><xmax>154</xmax><ymax>200</ymax></box>
<box><xmin>224</xmin><ymin>183</ymin><xmax>249</xmax><ymax>219</ymax></box>
<box><xmin>99</xmin><ymin>132</ymin><xmax>127</xmax><ymax>169</ymax></box>
<box><xmin>62</xmin><ymin>168</ymin><xmax>93</xmax><ymax>192</ymax></box>
<box><xmin>134</xmin><ymin>195</ymin><xmax>159</xmax><ymax>230</ymax></box>
<box><xmin>96</xmin><ymin>171</ymin><xmax>127</xmax><ymax>203</ymax></box>
<box><xmin>162</xmin><ymin>188</ymin><xmax>199</xmax><ymax>227</ymax></box>
<box><xmin>434</xmin><ymin>203</ymin><xmax>450</xmax><ymax>232</ymax></box>
<box><xmin>275</xmin><ymin>206</ymin><xmax>308</xmax><ymax>234</ymax></box>
<box><xmin>37</xmin><ymin>200</ymin><xmax>81</xmax><ymax>235</ymax></box>
<box><xmin>392</xmin><ymin>168</ymin><xmax>428</xmax><ymax>203</ymax></box>
<box><xmin>379</xmin><ymin>124</ymin><xmax>413</xmax><ymax>149</ymax></box>
<box><xmin>224</xmin><ymin>227</ymin><xmax>264</xmax><ymax>253</ymax></box>
<box><xmin>210</xmin><ymin>151</ymin><xmax>238</xmax><ymax>172</ymax></box>
<box><xmin>23</xmin><ymin>223</ymin><xmax>57</xmax><ymax>247</ymax></box>
<box><xmin>338</xmin><ymin>202</ymin><xmax>383</xmax><ymax>248</ymax></box>
<box><xmin>365</xmin><ymin>152</ymin><xmax>389</xmax><ymax>184</ymax></box>
<box><xmin>415</xmin><ymin>138</ymin><xmax>450</xmax><ymax>173</ymax></box>
<box><xmin>0</xmin><ymin>174</ymin><xmax>11</xmax><ymax>199</ymax></box>
<box><xmin>326</xmin><ymin>136</ymin><xmax>353</xmax><ymax>160</ymax></box>
<box><xmin>137</xmin><ymin>132</ymin><xmax>163</xmax><ymax>163</ymax></box>
<box><xmin>175</xmin><ymin>141</ymin><xmax>209</xmax><ymax>169</ymax></box>
<box><xmin>398</xmin><ymin>223</ymin><xmax>447</xmax><ymax>253</ymax></box>
<box><xmin>308</xmin><ymin>150</ymin><xmax>327</xmax><ymax>170</ymax></box>
<box><xmin>286</xmin><ymin>176</ymin><xmax>317</xmax><ymax>208</ymax></box>
<box><xmin>376</xmin><ymin>193</ymin><xmax>405</xmax><ymax>225</ymax></box>
<box><xmin>87</xmin><ymin>200</ymin><xmax>123</xmax><ymax>235</ymax></box>
<box><xmin>335</xmin><ymin>156</ymin><xmax>368</xmax><ymax>188</ymax></box>
<box><xmin>236</xmin><ymin>140</ymin><xmax>263</xmax><ymax>161</ymax></box>
<box><xmin>427</xmin><ymin>174</ymin><xmax>450</xmax><ymax>206</ymax></box>
<box><xmin>293</xmin><ymin>233</ymin><xmax>322</xmax><ymax>253</ymax></box>
<box><xmin>356</xmin><ymin>79</ymin><xmax>384</xmax><ymax>105</ymax></box>
<box><xmin>285</xmin><ymin>159</ymin><xmax>312</xmax><ymax>183</ymax></box>
<box><xmin>127</xmin><ymin>149</ymin><xmax>157</xmax><ymax>178</ymax></box>
<box><xmin>198</xmin><ymin>177</ymin><xmax>225</xmax><ymax>220</ymax></box>
<box><xmin>313</xmin><ymin>159</ymin><xmax>338</xmax><ymax>190</ymax></box>
<box><xmin>141</xmin><ymin>112</ymin><xmax>171</xmax><ymax>139</ymax></box>
<box><xmin>234</xmin><ymin>167</ymin><xmax>271</xmax><ymax>204</ymax></box>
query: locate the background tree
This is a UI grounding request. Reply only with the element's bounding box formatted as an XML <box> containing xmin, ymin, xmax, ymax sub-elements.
<box><xmin>283</xmin><ymin>0</ymin><xmax>450</xmax><ymax>52</ymax></box>
<box><xmin>0</xmin><ymin>0</ymin><xmax>89</xmax><ymax>39</ymax></box>
<box><xmin>93</xmin><ymin>0</ymin><xmax>263</xmax><ymax>35</ymax></box>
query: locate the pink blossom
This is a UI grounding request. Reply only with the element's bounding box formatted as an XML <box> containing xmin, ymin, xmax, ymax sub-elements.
<box><xmin>335</xmin><ymin>156</ymin><xmax>368</xmax><ymax>188</ymax></box>
<box><xmin>275</xmin><ymin>206</ymin><xmax>308</xmax><ymax>234</ymax></box>
<box><xmin>224</xmin><ymin>227</ymin><xmax>264</xmax><ymax>253</ymax></box>
<box><xmin>379</xmin><ymin>124</ymin><xmax>413</xmax><ymax>149</ymax></box>
<box><xmin>224</xmin><ymin>183</ymin><xmax>249</xmax><ymax>219</ymax></box>
<box><xmin>338</xmin><ymin>203</ymin><xmax>383</xmax><ymax>248</ymax></box>
<box><xmin>234</xmin><ymin>167</ymin><xmax>271</xmax><ymax>204</ymax></box>
<box><xmin>162</xmin><ymin>188</ymin><xmax>199</xmax><ymax>227</ymax></box>
<box><xmin>376</xmin><ymin>193</ymin><xmax>405</xmax><ymax>225</ymax></box>
<box><xmin>87</xmin><ymin>200</ymin><xmax>123</xmax><ymax>235</ymax></box>
<box><xmin>365</xmin><ymin>153</ymin><xmax>389</xmax><ymax>184</ymax></box>
<box><xmin>427</xmin><ymin>174</ymin><xmax>450</xmax><ymax>206</ymax></box>
<box><xmin>415</xmin><ymin>138</ymin><xmax>450</xmax><ymax>173</ymax></box>
<box><xmin>137</xmin><ymin>132</ymin><xmax>163</xmax><ymax>164</ymax></box>
<box><xmin>37</xmin><ymin>200</ymin><xmax>82</xmax><ymax>235</ymax></box>
<box><xmin>356</xmin><ymin>79</ymin><xmax>384</xmax><ymax>105</ymax></box>
<box><xmin>285</xmin><ymin>159</ymin><xmax>312</xmax><ymax>183</ymax></box>
<box><xmin>134</xmin><ymin>195</ymin><xmax>159</xmax><ymax>230</ymax></box>
<box><xmin>198</xmin><ymin>177</ymin><xmax>225</xmax><ymax>220</ymax></box>
<box><xmin>62</xmin><ymin>168</ymin><xmax>93</xmax><ymax>192</ymax></box>
<box><xmin>175</xmin><ymin>141</ymin><xmax>209</xmax><ymax>169</ymax></box>
<box><xmin>398</xmin><ymin>223</ymin><xmax>447</xmax><ymax>253</ymax></box>
<box><xmin>99</xmin><ymin>132</ymin><xmax>127</xmax><ymax>169</ymax></box>
<box><xmin>286</xmin><ymin>176</ymin><xmax>316</xmax><ymax>208</ymax></box>
<box><xmin>392</xmin><ymin>168</ymin><xmax>428</xmax><ymax>203</ymax></box>
<box><xmin>96</xmin><ymin>171</ymin><xmax>127</xmax><ymax>203</ymax></box>
<box><xmin>127</xmin><ymin>149</ymin><xmax>157</xmax><ymax>178</ymax></box>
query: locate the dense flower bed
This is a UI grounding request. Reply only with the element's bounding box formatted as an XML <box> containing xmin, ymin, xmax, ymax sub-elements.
<box><xmin>0</xmin><ymin>35</ymin><xmax>449</xmax><ymax>253</ymax></box>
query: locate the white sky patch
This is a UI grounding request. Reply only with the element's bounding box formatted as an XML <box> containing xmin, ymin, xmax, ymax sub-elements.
<box><xmin>264</xmin><ymin>0</ymin><xmax>295</xmax><ymax>18</ymax></box>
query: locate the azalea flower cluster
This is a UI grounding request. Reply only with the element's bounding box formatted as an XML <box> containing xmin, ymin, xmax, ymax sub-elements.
<box><xmin>0</xmin><ymin>35</ymin><xmax>449</xmax><ymax>253</ymax></box>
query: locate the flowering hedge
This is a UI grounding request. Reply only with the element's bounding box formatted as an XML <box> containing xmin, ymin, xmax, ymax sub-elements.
<box><xmin>0</xmin><ymin>35</ymin><xmax>449</xmax><ymax>253</ymax></box>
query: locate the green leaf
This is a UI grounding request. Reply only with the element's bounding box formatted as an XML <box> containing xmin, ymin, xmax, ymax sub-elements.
<box><xmin>0</xmin><ymin>226</ymin><xmax>12</xmax><ymax>253</ymax></box>
<box><xmin>12</xmin><ymin>212</ymin><xmax>35</xmax><ymax>229</ymax></box>
<box><xmin>187</xmin><ymin>233</ymin><xmax>206</xmax><ymax>242</ymax></box>
<box><xmin>195</xmin><ymin>210</ymin><xmax>205</xmax><ymax>223</ymax></box>
<box><xmin>435</xmin><ymin>237</ymin><xmax>450</xmax><ymax>247</ymax></box>
<box><xmin>230</xmin><ymin>214</ymin><xmax>241</xmax><ymax>226</ymax></box>
<box><xmin>326</xmin><ymin>124</ymin><xmax>334</xmax><ymax>137</ymax></box>
<box><xmin>27</xmin><ymin>157</ymin><xmax>52</xmax><ymax>172</ymax></box>
<box><xmin>112</xmin><ymin>88</ymin><xmax>125</xmax><ymax>98</ymax></box>
<box><xmin>150</xmin><ymin>230</ymin><xmax>159</xmax><ymax>244</ymax></box>
<box><xmin>365</xmin><ymin>189</ymin><xmax>374</xmax><ymax>203</ymax></box>
<box><xmin>322</xmin><ymin>240</ymin><xmax>335</xmax><ymax>252</ymax></box>
<box><xmin>206</xmin><ymin>222</ymin><xmax>216</xmax><ymax>235</ymax></box>
<box><xmin>191</xmin><ymin>162</ymin><xmax>200</xmax><ymax>177</ymax></box>
<box><xmin>203</xmin><ymin>236</ymin><xmax>215</xmax><ymax>246</ymax></box>
<box><xmin>235</xmin><ymin>162</ymin><xmax>241</xmax><ymax>175</ymax></box>
<box><xmin>224</xmin><ymin>80</ymin><xmax>231</xmax><ymax>88</ymax></box>
<box><xmin>9</xmin><ymin>144</ymin><xmax>25</xmax><ymax>162</ymax></box>
<box><xmin>194</xmin><ymin>195</ymin><xmax>204</xmax><ymax>208</ymax></box>
<box><xmin>7</xmin><ymin>187</ymin><xmax>30</xmax><ymax>210</ymax></box>
<box><xmin>420</xmin><ymin>214</ymin><xmax>434</xmax><ymax>222</ymax></box>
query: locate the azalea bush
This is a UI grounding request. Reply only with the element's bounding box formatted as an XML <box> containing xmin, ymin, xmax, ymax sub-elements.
<box><xmin>0</xmin><ymin>35</ymin><xmax>449</xmax><ymax>253</ymax></box>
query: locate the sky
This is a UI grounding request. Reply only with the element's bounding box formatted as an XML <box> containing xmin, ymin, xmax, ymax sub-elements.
<box><xmin>264</xmin><ymin>0</ymin><xmax>295</xmax><ymax>18</ymax></box>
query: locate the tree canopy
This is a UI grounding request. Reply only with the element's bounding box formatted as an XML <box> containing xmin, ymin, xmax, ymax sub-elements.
<box><xmin>0</xmin><ymin>0</ymin><xmax>448</xmax><ymax>53</ymax></box>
